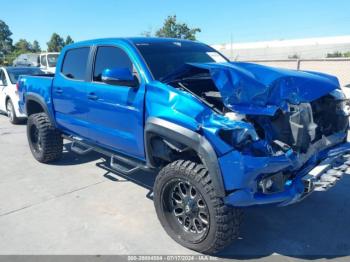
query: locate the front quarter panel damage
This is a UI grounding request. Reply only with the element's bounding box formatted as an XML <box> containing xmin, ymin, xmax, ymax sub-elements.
<box><xmin>146</xmin><ymin>62</ymin><xmax>349</xmax><ymax>208</ymax></box>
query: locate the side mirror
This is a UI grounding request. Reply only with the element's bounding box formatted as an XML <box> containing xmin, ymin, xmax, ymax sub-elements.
<box><xmin>0</xmin><ymin>80</ymin><xmax>4</xmax><ymax>86</ymax></box>
<box><xmin>101</xmin><ymin>68</ymin><xmax>138</xmax><ymax>87</ymax></box>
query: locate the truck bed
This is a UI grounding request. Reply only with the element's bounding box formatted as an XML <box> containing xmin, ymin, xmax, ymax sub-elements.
<box><xmin>18</xmin><ymin>75</ymin><xmax>55</xmax><ymax>115</ymax></box>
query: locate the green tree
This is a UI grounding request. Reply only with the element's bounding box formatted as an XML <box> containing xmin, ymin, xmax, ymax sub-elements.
<box><xmin>326</xmin><ymin>51</ymin><xmax>343</xmax><ymax>58</ymax></box>
<box><xmin>32</xmin><ymin>40</ymin><xmax>41</xmax><ymax>53</ymax></box>
<box><xmin>288</xmin><ymin>53</ymin><xmax>300</xmax><ymax>59</ymax></box>
<box><xmin>15</xmin><ymin>39</ymin><xmax>33</xmax><ymax>52</ymax></box>
<box><xmin>155</xmin><ymin>15</ymin><xmax>201</xmax><ymax>40</ymax></box>
<box><xmin>3</xmin><ymin>39</ymin><xmax>34</xmax><ymax>65</ymax></box>
<box><xmin>0</xmin><ymin>20</ymin><xmax>13</xmax><ymax>64</ymax></box>
<box><xmin>65</xmin><ymin>35</ymin><xmax>74</xmax><ymax>45</ymax></box>
<box><xmin>47</xmin><ymin>33</ymin><xmax>65</xmax><ymax>52</ymax></box>
<box><xmin>343</xmin><ymin>51</ymin><xmax>350</xmax><ymax>57</ymax></box>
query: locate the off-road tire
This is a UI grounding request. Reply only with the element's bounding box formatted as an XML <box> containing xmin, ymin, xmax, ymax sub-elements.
<box><xmin>154</xmin><ymin>160</ymin><xmax>242</xmax><ymax>254</ymax></box>
<box><xmin>6</xmin><ymin>99</ymin><xmax>21</xmax><ymax>124</ymax></box>
<box><xmin>27</xmin><ymin>113</ymin><xmax>63</xmax><ymax>163</ymax></box>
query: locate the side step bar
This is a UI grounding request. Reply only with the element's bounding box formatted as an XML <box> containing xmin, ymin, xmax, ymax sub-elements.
<box><xmin>64</xmin><ymin>135</ymin><xmax>150</xmax><ymax>175</ymax></box>
<box><xmin>71</xmin><ymin>141</ymin><xmax>93</xmax><ymax>155</ymax></box>
<box><xmin>110</xmin><ymin>154</ymin><xmax>143</xmax><ymax>174</ymax></box>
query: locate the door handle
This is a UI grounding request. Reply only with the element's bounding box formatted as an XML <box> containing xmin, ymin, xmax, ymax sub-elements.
<box><xmin>87</xmin><ymin>92</ymin><xmax>99</xmax><ymax>100</ymax></box>
<box><xmin>55</xmin><ymin>88</ymin><xmax>63</xmax><ymax>94</ymax></box>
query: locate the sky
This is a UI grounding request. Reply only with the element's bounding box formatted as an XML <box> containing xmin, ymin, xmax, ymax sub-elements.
<box><xmin>1</xmin><ymin>0</ymin><xmax>350</xmax><ymax>50</ymax></box>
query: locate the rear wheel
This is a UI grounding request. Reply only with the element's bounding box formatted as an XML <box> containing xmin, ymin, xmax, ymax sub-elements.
<box><xmin>154</xmin><ymin>160</ymin><xmax>242</xmax><ymax>254</ymax></box>
<box><xmin>6</xmin><ymin>99</ymin><xmax>20</xmax><ymax>124</ymax></box>
<box><xmin>27</xmin><ymin>113</ymin><xmax>63</xmax><ymax>163</ymax></box>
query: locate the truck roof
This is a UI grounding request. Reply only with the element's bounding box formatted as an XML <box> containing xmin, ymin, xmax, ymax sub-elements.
<box><xmin>64</xmin><ymin>37</ymin><xmax>201</xmax><ymax>49</ymax></box>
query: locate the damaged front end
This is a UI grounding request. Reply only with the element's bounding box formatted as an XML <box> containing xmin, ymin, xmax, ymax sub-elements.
<box><xmin>163</xmin><ymin>62</ymin><xmax>350</xmax><ymax>207</ymax></box>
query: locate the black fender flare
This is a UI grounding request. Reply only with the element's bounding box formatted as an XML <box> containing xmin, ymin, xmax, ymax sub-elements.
<box><xmin>145</xmin><ymin>117</ymin><xmax>226</xmax><ymax>197</ymax></box>
<box><xmin>25</xmin><ymin>93</ymin><xmax>56</xmax><ymax>126</ymax></box>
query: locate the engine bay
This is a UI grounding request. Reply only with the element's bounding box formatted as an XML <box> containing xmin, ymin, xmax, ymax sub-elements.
<box><xmin>168</xmin><ymin>74</ymin><xmax>349</xmax><ymax>154</ymax></box>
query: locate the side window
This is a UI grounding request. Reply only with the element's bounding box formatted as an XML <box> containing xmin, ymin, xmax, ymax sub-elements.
<box><xmin>41</xmin><ymin>56</ymin><xmax>47</xmax><ymax>67</ymax></box>
<box><xmin>61</xmin><ymin>47</ymin><xmax>90</xmax><ymax>80</ymax></box>
<box><xmin>0</xmin><ymin>70</ymin><xmax>7</xmax><ymax>86</ymax></box>
<box><xmin>93</xmin><ymin>46</ymin><xmax>133</xmax><ymax>82</ymax></box>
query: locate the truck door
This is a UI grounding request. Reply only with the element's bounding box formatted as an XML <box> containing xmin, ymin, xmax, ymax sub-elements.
<box><xmin>52</xmin><ymin>47</ymin><xmax>91</xmax><ymax>138</ymax></box>
<box><xmin>86</xmin><ymin>45</ymin><xmax>146</xmax><ymax>159</ymax></box>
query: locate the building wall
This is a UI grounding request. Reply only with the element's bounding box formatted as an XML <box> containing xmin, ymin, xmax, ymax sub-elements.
<box><xmin>246</xmin><ymin>59</ymin><xmax>350</xmax><ymax>87</ymax></box>
<box><xmin>216</xmin><ymin>43</ymin><xmax>350</xmax><ymax>60</ymax></box>
<box><xmin>212</xmin><ymin>36</ymin><xmax>350</xmax><ymax>60</ymax></box>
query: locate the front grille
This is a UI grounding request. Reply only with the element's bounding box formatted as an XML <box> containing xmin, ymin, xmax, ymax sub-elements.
<box><xmin>252</xmin><ymin>94</ymin><xmax>349</xmax><ymax>153</ymax></box>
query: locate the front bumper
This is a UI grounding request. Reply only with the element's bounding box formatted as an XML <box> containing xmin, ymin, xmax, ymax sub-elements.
<box><xmin>222</xmin><ymin>135</ymin><xmax>350</xmax><ymax>207</ymax></box>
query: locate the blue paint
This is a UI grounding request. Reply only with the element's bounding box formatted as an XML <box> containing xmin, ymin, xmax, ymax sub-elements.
<box><xmin>102</xmin><ymin>67</ymin><xmax>134</xmax><ymax>81</ymax></box>
<box><xmin>162</xmin><ymin>61</ymin><xmax>340</xmax><ymax>115</ymax></box>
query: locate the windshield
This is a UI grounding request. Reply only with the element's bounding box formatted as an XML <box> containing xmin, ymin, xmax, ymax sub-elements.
<box><xmin>134</xmin><ymin>40</ymin><xmax>228</xmax><ymax>80</ymax></box>
<box><xmin>47</xmin><ymin>54</ymin><xmax>59</xmax><ymax>67</ymax></box>
<box><xmin>7</xmin><ymin>68</ymin><xmax>45</xmax><ymax>84</ymax></box>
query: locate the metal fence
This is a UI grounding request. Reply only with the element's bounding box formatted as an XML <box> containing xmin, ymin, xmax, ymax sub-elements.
<box><xmin>239</xmin><ymin>58</ymin><xmax>350</xmax><ymax>87</ymax></box>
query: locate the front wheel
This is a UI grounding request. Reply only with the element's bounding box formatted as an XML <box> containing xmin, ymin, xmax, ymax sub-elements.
<box><xmin>153</xmin><ymin>160</ymin><xmax>242</xmax><ymax>254</ymax></box>
<box><xmin>27</xmin><ymin>113</ymin><xmax>63</xmax><ymax>163</ymax></box>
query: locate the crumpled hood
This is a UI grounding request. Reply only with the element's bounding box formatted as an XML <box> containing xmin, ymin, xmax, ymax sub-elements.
<box><xmin>162</xmin><ymin>62</ymin><xmax>340</xmax><ymax>115</ymax></box>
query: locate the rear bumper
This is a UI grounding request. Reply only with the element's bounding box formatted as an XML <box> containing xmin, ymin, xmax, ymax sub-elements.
<box><xmin>222</xmin><ymin>134</ymin><xmax>350</xmax><ymax>207</ymax></box>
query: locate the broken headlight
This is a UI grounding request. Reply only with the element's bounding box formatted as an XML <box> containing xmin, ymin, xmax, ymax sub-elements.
<box><xmin>337</xmin><ymin>100</ymin><xmax>350</xmax><ymax>116</ymax></box>
<box><xmin>218</xmin><ymin>128</ymin><xmax>257</xmax><ymax>150</ymax></box>
<box><xmin>330</xmin><ymin>89</ymin><xmax>350</xmax><ymax>116</ymax></box>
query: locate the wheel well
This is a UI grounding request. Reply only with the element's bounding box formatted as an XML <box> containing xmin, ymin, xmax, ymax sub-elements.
<box><xmin>5</xmin><ymin>96</ymin><xmax>11</xmax><ymax>109</ymax></box>
<box><xmin>26</xmin><ymin>100</ymin><xmax>45</xmax><ymax>116</ymax></box>
<box><xmin>147</xmin><ymin>134</ymin><xmax>203</xmax><ymax>168</ymax></box>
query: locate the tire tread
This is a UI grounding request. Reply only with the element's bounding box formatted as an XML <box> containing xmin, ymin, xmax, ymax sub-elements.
<box><xmin>27</xmin><ymin>113</ymin><xmax>63</xmax><ymax>163</ymax></box>
<box><xmin>154</xmin><ymin>160</ymin><xmax>243</xmax><ymax>254</ymax></box>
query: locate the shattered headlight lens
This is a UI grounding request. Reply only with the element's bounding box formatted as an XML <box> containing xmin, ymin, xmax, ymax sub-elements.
<box><xmin>330</xmin><ymin>89</ymin><xmax>350</xmax><ymax>116</ymax></box>
<box><xmin>218</xmin><ymin>128</ymin><xmax>255</xmax><ymax>150</ymax></box>
<box><xmin>338</xmin><ymin>100</ymin><xmax>350</xmax><ymax>116</ymax></box>
<box><xmin>218</xmin><ymin>127</ymin><xmax>275</xmax><ymax>155</ymax></box>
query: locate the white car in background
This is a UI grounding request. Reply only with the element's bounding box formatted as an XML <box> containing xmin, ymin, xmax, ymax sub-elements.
<box><xmin>13</xmin><ymin>52</ymin><xmax>59</xmax><ymax>74</ymax></box>
<box><xmin>0</xmin><ymin>67</ymin><xmax>45</xmax><ymax>124</ymax></box>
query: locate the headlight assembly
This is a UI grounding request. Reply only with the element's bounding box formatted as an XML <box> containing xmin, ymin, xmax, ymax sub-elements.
<box><xmin>218</xmin><ymin>127</ymin><xmax>257</xmax><ymax>150</ymax></box>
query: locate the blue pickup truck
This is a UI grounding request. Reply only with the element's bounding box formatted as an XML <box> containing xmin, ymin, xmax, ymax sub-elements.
<box><xmin>18</xmin><ymin>37</ymin><xmax>350</xmax><ymax>254</ymax></box>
